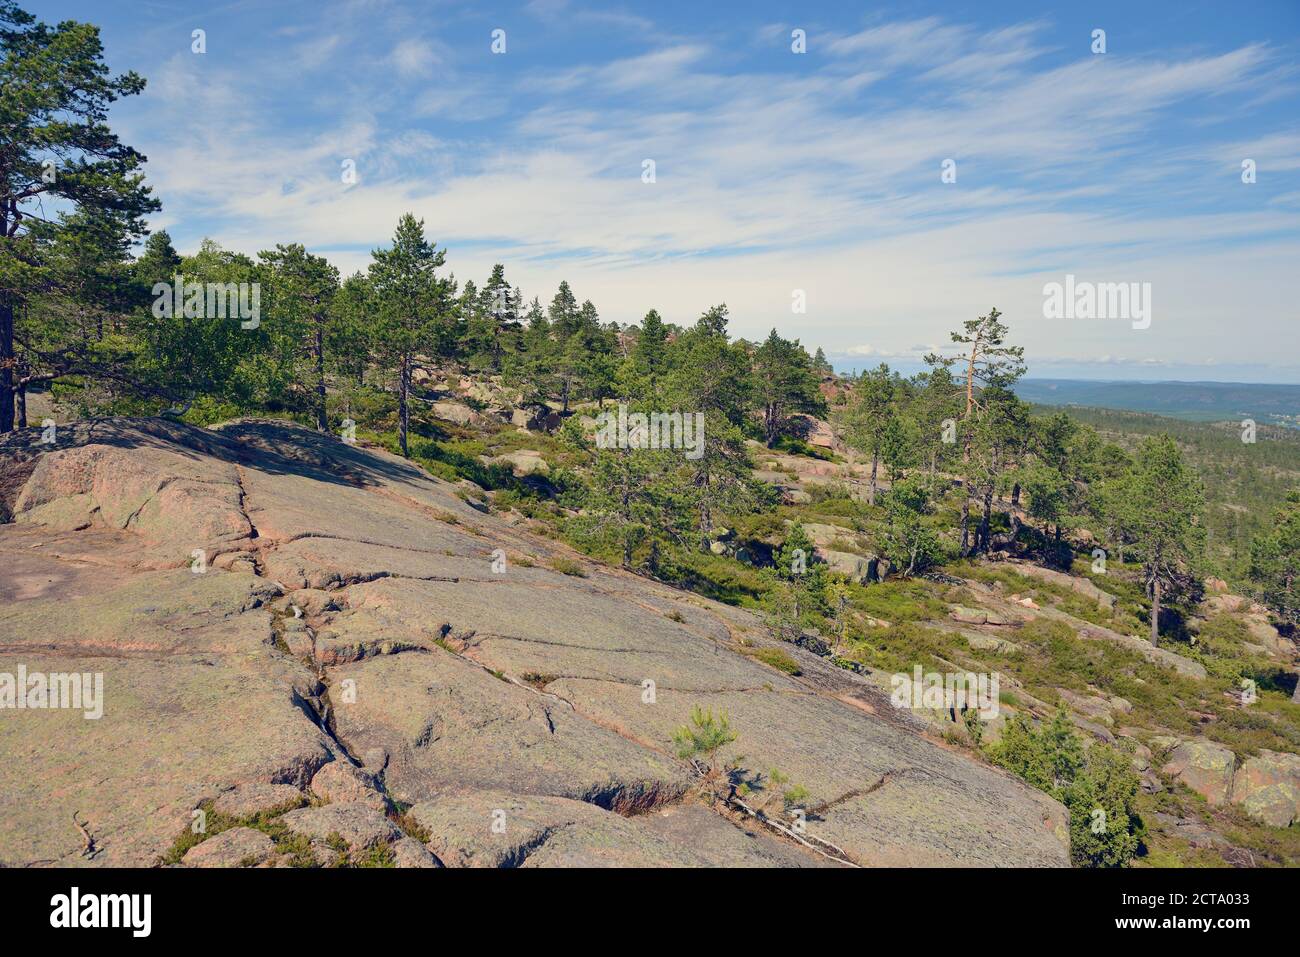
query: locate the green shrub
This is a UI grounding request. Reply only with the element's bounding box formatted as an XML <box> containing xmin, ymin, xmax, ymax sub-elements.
<box><xmin>747</xmin><ymin>646</ymin><xmax>802</xmax><ymax>675</ymax></box>
<box><xmin>548</xmin><ymin>556</ymin><xmax>587</xmax><ymax>577</ymax></box>
<box><xmin>988</xmin><ymin>708</ymin><xmax>1140</xmax><ymax>867</ymax></box>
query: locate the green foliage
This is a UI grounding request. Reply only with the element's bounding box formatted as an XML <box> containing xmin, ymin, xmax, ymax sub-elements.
<box><xmin>776</xmin><ymin>522</ymin><xmax>813</xmax><ymax>579</ymax></box>
<box><xmin>1115</xmin><ymin>434</ymin><xmax>1206</xmax><ymax>641</ymax></box>
<box><xmin>746</xmin><ymin>646</ymin><xmax>802</xmax><ymax>675</ymax></box>
<box><xmin>1067</xmin><ymin>743</ymin><xmax>1143</xmax><ymax>868</ymax></box>
<box><xmin>989</xmin><ymin>708</ymin><xmax>1140</xmax><ymax>867</ymax></box>
<box><xmin>753</xmin><ymin>328</ymin><xmax>824</xmax><ymax>448</ymax></box>
<box><xmin>1</xmin><ymin>0</ymin><xmax>161</xmax><ymax>430</ymax></box>
<box><xmin>1249</xmin><ymin>489</ymin><xmax>1300</xmax><ymax>625</ymax></box>
<box><xmin>881</xmin><ymin>475</ymin><xmax>944</xmax><ymax>576</ymax></box>
<box><xmin>671</xmin><ymin>706</ymin><xmax>739</xmax><ymax>782</ymax></box>
<box><xmin>547</xmin><ymin>556</ymin><xmax>588</xmax><ymax>577</ymax></box>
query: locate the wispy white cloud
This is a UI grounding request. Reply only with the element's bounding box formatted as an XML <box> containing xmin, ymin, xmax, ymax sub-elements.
<box><xmin>117</xmin><ymin>3</ymin><xmax>1300</xmax><ymax>378</ymax></box>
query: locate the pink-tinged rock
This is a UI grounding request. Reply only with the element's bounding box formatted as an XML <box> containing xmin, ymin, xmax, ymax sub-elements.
<box><xmin>183</xmin><ymin>827</ymin><xmax>274</xmax><ymax>867</ymax></box>
<box><xmin>1231</xmin><ymin>750</ymin><xmax>1300</xmax><ymax>827</ymax></box>
<box><xmin>1163</xmin><ymin>739</ymin><xmax>1236</xmax><ymax>805</ymax></box>
<box><xmin>309</xmin><ymin>761</ymin><xmax>389</xmax><ymax>812</ymax></box>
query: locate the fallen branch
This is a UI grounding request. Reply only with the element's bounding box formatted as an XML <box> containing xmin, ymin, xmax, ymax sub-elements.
<box><xmin>723</xmin><ymin>790</ymin><xmax>859</xmax><ymax>867</ymax></box>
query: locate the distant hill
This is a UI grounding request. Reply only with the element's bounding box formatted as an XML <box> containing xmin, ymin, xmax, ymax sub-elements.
<box><xmin>1014</xmin><ymin>379</ymin><xmax>1300</xmax><ymax>428</ymax></box>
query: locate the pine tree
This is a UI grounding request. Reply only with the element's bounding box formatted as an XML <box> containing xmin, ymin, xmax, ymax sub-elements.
<box><xmin>925</xmin><ymin>309</ymin><xmax>1026</xmax><ymax>553</ymax></box>
<box><xmin>547</xmin><ymin>280</ymin><xmax>580</xmax><ymax>340</ymax></box>
<box><xmin>1249</xmin><ymin>489</ymin><xmax>1300</xmax><ymax>627</ymax></box>
<box><xmin>882</xmin><ymin>476</ymin><xmax>942</xmax><ymax>576</ymax></box>
<box><xmin>20</xmin><ymin>209</ymin><xmax>140</xmax><ymax>420</ymax></box>
<box><xmin>368</xmin><ymin>214</ymin><xmax>450</xmax><ymax>456</ymax></box>
<box><xmin>1118</xmin><ymin>435</ymin><xmax>1205</xmax><ymax>643</ymax></box>
<box><xmin>328</xmin><ymin>272</ymin><xmax>375</xmax><ymax>388</ymax></box>
<box><xmin>258</xmin><ymin>243</ymin><xmax>339</xmax><ymax>431</ymax></box>
<box><xmin>665</xmin><ymin>305</ymin><xmax>755</xmax><ymax>548</ymax></box>
<box><xmin>753</xmin><ymin>329</ymin><xmax>824</xmax><ymax>448</ymax></box>
<box><xmin>1</xmin><ymin>1</ymin><xmax>159</xmax><ymax>430</ymax></box>
<box><xmin>845</xmin><ymin>363</ymin><xmax>897</xmax><ymax>505</ymax></box>
<box><xmin>633</xmin><ymin>308</ymin><xmax>668</xmax><ymax>398</ymax></box>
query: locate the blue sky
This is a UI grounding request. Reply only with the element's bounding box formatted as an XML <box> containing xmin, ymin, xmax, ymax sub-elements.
<box><xmin>30</xmin><ymin>0</ymin><xmax>1300</xmax><ymax>381</ymax></box>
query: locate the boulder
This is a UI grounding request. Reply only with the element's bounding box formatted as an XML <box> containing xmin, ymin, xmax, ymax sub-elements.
<box><xmin>817</xmin><ymin>548</ymin><xmax>871</xmax><ymax>582</ymax></box>
<box><xmin>1076</xmin><ymin>625</ymin><xmax>1208</xmax><ymax>680</ymax></box>
<box><xmin>798</xmin><ymin>416</ymin><xmax>840</xmax><ymax>451</ymax></box>
<box><xmin>391</xmin><ymin>835</ymin><xmax>440</xmax><ymax>868</ymax></box>
<box><xmin>1162</xmin><ymin>740</ymin><xmax>1236</xmax><ymax>805</ymax></box>
<box><xmin>965</xmin><ymin>634</ymin><xmax>1021</xmax><ymax>654</ymax></box>
<box><xmin>212</xmin><ymin>783</ymin><xmax>305</xmax><ymax>819</ymax></box>
<box><xmin>281</xmin><ymin>802</ymin><xmax>400</xmax><ymax>849</ymax></box>
<box><xmin>799</xmin><ymin>522</ymin><xmax>858</xmax><ymax>548</ymax></box>
<box><xmin>1057</xmin><ymin>688</ymin><xmax>1116</xmax><ymax>725</ymax></box>
<box><xmin>429</xmin><ymin>400</ymin><xmax>486</xmax><ymax>427</ymax></box>
<box><xmin>1230</xmin><ymin>750</ymin><xmax>1300</xmax><ymax>827</ymax></box>
<box><xmin>488</xmin><ymin>450</ymin><xmax>549</xmax><ymax>477</ymax></box>
<box><xmin>183</xmin><ymin>826</ymin><xmax>274</xmax><ymax>867</ymax></box>
<box><xmin>1006</xmin><ymin>563</ymin><xmax>1116</xmax><ymax>610</ymax></box>
<box><xmin>309</xmin><ymin>761</ymin><xmax>389</xmax><ymax>812</ymax></box>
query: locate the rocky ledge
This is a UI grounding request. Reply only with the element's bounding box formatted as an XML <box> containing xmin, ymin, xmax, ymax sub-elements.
<box><xmin>0</xmin><ymin>418</ymin><xmax>1069</xmax><ymax>867</ymax></box>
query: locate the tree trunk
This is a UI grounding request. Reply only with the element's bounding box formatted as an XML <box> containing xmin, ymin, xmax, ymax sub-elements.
<box><xmin>314</xmin><ymin>319</ymin><xmax>327</xmax><ymax>432</ymax></box>
<box><xmin>869</xmin><ymin>451</ymin><xmax>878</xmax><ymax>506</ymax></box>
<box><xmin>960</xmin><ymin>492</ymin><xmax>971</xmax><ymax>554</ymax></box>
<box><xmin>620</xmin><ymin>459</ymin><xmax>633</xmax><ymax>568</ymax></box>
<box><xmin>698</xmin><ymin>471</ymin><xmax>712</xmax><ymax>550</ymax></box>
<box><xmin>16</xmin><ymin>381</ymin><xmax>26</xmax><ymax>429</ymax></box>
<box><xmin>965</xmin><ymin>350</ymin><xmax>976</xmax><ymax>418</ymax></box>
<box><xmin>398</xmin><ymin>354</ymin><xmax>411</xmax><ymax>457</ymax></box>
<box><xmin>1150</xmin><ymin>577</ymin><xmax>1161</xmax><ymax>644</ymax></box>
<box><xmin>978</xmin><ymin>485</ymin><xmax>994</xmax><ymax>552</ymax></box>
<box><xmin>1011</xmin><ymin>482</ymin><xmax>1020</xmax><ymax>508</ymax></box>
<box><xmin>1</xmin><ymin>294</ymin><xmax>14</xmax><ymax>433</ymax></box>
